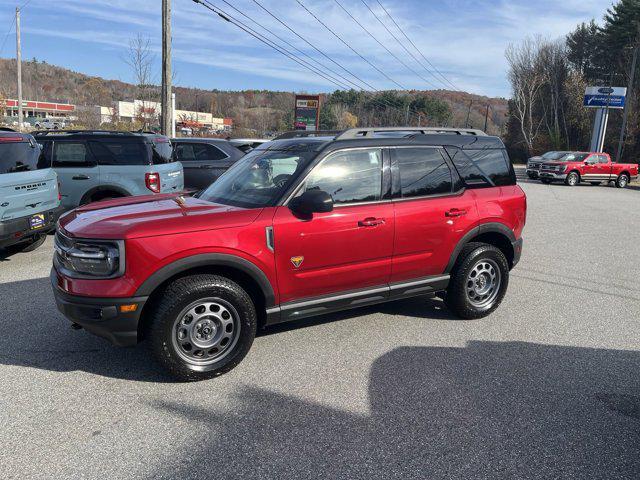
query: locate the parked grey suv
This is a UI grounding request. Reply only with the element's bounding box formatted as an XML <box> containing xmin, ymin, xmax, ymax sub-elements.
<box><xmin>172</xmin><ymin>138</ymin><xmax>245</xmax><ymax>190</ymax></box>
<box><xmin>34</xmin><ymin>130</ymin><xmax>183</xmax><ymax>210</ymax></box>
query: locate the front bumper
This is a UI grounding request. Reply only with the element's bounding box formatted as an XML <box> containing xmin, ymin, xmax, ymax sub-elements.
<box><xmin>51</xmin><ymin>269</ymin><xmax>148</xmax><ymax>347</ymax></box>
<box><xmin>539</xmin><ymin>171</ymin><xmax>567</xmax><ymax>181</ymax></box>
<box><xmin>0</xmin><ymin>205</ymin><xmax>64</xmax><ymax>249</ymax></box>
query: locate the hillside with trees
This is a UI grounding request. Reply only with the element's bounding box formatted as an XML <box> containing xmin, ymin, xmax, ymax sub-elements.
<box><xmin>0</xmin><ymin>57</ymin><xmax>507</xmax><ymax>136</ymax></box>
<box><xmin>504</xmin><ymin>0</ymin><xmax>640</xmax><ymax>163</ymax></box>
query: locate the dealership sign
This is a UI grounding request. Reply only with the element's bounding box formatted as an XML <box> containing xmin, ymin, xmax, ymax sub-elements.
<box><xmin>584</xmin><ymin>86</ymin><xmax>627</xmax><ymax>109</ymax></box>
<box><xmin>294</xmin><ymin>95</ymin><xmax>320</xmax><ymax>131</ymax></box>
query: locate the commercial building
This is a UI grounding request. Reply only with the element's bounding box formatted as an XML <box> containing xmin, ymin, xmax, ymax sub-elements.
<box><xmin>4</xmin><ymin>98</ymin><xmax>75</xmax><ymax>121</ymax></box>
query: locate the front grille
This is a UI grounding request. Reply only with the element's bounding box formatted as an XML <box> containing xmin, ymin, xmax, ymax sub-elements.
<box><xmin>528</xmin><ymin>162</ymin><xmax>541</xmax><ymax>169</ymax></box>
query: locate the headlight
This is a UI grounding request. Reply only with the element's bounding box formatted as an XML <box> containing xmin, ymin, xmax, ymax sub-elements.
<box><xmin>54</xmin><ymin>230</ymin><xmax>124</xmax><ymax>278</ymax></box>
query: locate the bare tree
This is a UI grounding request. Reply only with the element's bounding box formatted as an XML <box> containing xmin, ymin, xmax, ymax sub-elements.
<box><xmin>506</xmin><ymin>37</ymin><xmax>547</xmax><ymax>154</ymax></box>
<box><xmin>124</xmin><ymin>34</ymin><xmax>156</xmax><ymax>129</ymax></box>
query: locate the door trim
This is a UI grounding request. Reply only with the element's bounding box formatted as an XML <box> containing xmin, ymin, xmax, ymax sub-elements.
<box><xmin>265</xmin><ymin>274</ymin><xmax>449</xmax><ymax>325</ymax></box>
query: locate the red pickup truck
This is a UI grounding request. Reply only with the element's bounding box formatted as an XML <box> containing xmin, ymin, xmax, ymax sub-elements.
<box><xmin>538</xmin><ymin>152</ymin><xmax>638</xmax><ymax>188</ymax></box>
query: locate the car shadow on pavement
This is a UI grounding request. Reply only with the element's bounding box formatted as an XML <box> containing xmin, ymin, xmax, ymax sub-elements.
<box><xmin>148</xmin><ymin>341</ymin><xmax>640</xmax><ymax>479</ymax></box>
<box><xmin>0</xmin><ymin>277</ymin><xmax>455</xmax><ymax>382</ymax></box>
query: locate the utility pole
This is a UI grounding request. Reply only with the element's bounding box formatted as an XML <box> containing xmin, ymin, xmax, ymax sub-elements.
<box><xmin>483</xmin><ymin>104</ymin><xmax>490</xmax><ymax>132</ymax></box>
<box><xmin>161</xmin><ymin>0</ymin><xmax>172</xmax><ymax>136</ymax></box>
<box><xmin>15</xmin><ymin>7</ymin><xmax>23</xmax><ymax>132</ymax></box>
<box><xmin>616</xmin><ymin>24</ymin><xmax>640</xmax><ymax>163</ymax></box>
<box><xmin>465</xmin><ymin>100</ymin><xmax>472</xmax><ymax>128</ymax></box>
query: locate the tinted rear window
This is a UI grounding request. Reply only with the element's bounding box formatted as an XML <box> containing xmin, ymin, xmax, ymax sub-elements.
<box><xmin>151</xmin><ymin>138</ymin><xmax>174</xmax><ymax>164</ymax></box>
<box><xmin>446</xmin><ymin>147</ymin><xmax>515</xmax><ymax>187</ymax></box>
<box><xmin>0</xmin><ymin>142</ymin><xmax>42</xmax><ymax>174</ymax></box>
<box><xmin>89</xmin><ymin>141</ymin><xmax>148</xmax><ymax>166</ymax></box>
<box><xmin>395</xmin><ymin>148</ymin><xmax>452</xmax><ymax>197</ymax></box>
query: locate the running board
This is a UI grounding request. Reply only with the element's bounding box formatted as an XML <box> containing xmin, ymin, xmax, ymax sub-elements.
<box><xmin>265</xmin><ymin>275</ymin><xmax>449</xmax><ymax>325</ymax></box>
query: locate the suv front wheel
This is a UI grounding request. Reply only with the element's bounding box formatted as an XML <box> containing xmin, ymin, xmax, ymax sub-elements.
<box><xmin>147</xmin><ymin>274</ymin><xmax>257</xmax><ymax>381</ymax></box>
<box><xmin>445</xmin><ymin>243</ymin><xmax>509</xmax><ymax>319</ymax></box>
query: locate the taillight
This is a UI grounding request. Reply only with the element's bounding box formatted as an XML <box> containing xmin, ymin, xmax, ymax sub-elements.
<box><xmin>57</xmin><ymin>181</ymin><xmax>61</xmax><ymax>201</ymax></box>
<box><xmin>145</xmin><ymin>172</ymin><xmax>160</xmax><ymax>193</ymax></box>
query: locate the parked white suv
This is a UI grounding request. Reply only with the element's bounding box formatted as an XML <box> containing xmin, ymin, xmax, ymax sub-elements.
<box><xmin>34</xmin><ymin>118</ymin><xmax>66</xmax><ymax>130</ymax></box>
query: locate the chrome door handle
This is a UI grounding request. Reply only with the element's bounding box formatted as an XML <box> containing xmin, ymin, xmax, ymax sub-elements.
<box><xmin>72</xmin><ymin>175</ymin><xmax>90</xmax><ymax>180</ymax></box>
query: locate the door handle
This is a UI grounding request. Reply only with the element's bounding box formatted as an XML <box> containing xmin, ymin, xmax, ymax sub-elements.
<box><xmin>72</xmin><ymin>175</ymin><xmax>90</xmax><ymax>180</ymax></box>
<box><xmin>358</xmin><ymin>217</ymin><xmax>385</xmax><ymax>227</ymax></box>
<box><xmin>445</xmin><ymin>208</ymin><xmax>467</xmax><ymax>218</ymax></box>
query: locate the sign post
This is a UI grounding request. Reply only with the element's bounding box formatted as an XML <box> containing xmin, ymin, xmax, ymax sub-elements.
<box><xmin>584</xmin><ymin>86</ymin><xmax>626</xmax><ymax>153</ymax></box>
<box><xmin>294</xmin><ymin>95</ymin><xmax>320</xmax><ymax>132</ymax></box>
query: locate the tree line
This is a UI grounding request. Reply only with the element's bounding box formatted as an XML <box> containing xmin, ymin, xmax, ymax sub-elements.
<box><xmin>505</xmin><ymin>0</ymin><xmax>640</xmax><ymax>163</ymax></box>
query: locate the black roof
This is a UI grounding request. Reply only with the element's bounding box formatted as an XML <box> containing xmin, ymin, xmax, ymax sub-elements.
<box><xmin>33</xmin><ymin>130</ymin><xmax>169</xmax><ymax>142</ymax></box>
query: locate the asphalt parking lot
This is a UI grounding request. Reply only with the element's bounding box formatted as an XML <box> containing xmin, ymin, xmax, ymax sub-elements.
<box><xmin>1</xmin><ymin>172</ymin><xmax>640</xmax><ymax>479</ymax></box>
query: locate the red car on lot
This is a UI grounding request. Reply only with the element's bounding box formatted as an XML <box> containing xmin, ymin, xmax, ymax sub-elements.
<box><xmin>52</xmin><ymin>127</ymin><xmax>526</xmax><ymax>381</ymax></box>
<box><xmin>538</xmin><ymin>151</ymin><xmax>638</xmax><ymax>187</ymax></box>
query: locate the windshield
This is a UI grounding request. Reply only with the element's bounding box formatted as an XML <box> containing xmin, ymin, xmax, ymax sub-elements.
<box><xmin>0</xmin><ymin>141</ymin><xmax>42</xmax><ymax>174</ymax></box>
<box><xmin>199</xmin><ymin>147</ymin><xmax>317</xmax><ymax>208</ymax></box>
<box><xmin>542</xmin><ymin>151</ymin><xmax>567</xmax><ymax>160</ymax></box>
<box><xmin>558</xmin><ymin>153</ymin><xmax>588</xmax><ymax>162</ymax></box>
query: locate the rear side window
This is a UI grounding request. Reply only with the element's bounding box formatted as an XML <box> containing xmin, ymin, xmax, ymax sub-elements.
<box><xmin>175</xmin><ymin>143</ymin><xmax>228</xmax><ymax>162</ymax></box>
<box><xmin>395</xmin><ymin>148</ymin><xmax>452</xmax><ymax>198</ymax></box>
<box><xmin>446</xmin><ymin>147</ymin><xmax>515</xmax><ymax>187</ymax></box>
<box><xmin>89</xmin><ymin>141</ymin><xmax>148</xmax><ymax>166</ymax></box>
<box><xmin>0</xmin><ymin>141</ymin><xmax>41</xmax><ymax>174</ymax></box>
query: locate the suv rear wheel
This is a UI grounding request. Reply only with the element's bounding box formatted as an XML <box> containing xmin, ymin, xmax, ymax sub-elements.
<box><xmin>445</xmin><ymin>243</ymin><xmax>509</xmax><ymax>319</ymax></box>
<box><xmin>147</xmin><ymin>274</ymin><xmax>257</xmax><ymax>381</ymax></box>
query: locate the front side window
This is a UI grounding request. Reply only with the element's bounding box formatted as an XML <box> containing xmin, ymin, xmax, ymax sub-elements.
<box><xmin>396</xmin><ymin>148</ymin><xmax>452</xmax><ymax>198</ymax></box>
<box><xmin>0</xmin><ymin>141</ymin><xmax>41</xmax><ymax>174</ymax></box>
<box><xmin>199</xmin><ymin>147</ymin><xmax>316</xmax><ymax>208</ymax></box>
<box><xmin>53</xmin><ymin>142</ymin><xmax>94</xmax><ymax>168</ymax></box>
<box><xmin>300</xmin><ymin>148</ymin><xmax>382</xmax><ymax>205</ymax></box>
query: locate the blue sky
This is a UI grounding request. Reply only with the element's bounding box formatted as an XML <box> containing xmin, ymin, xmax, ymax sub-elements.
<box><xmin>0</xmin><ymin>0</ymin><xmax>614</xmax><ymax>98</ymax></box>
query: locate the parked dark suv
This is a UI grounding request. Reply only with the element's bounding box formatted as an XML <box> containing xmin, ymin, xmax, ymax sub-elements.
<box><xmin>172</xmin><ymin>138</ymin><xmax>245</xmax><ymax>190</ymax></box>
<box><xmin>52</xmin><ymin>127</ymin><xmax>526</xmax><ymax>381</ymax></box>
<box><xmin>34</xmin><ymin>130</ymin><xmax>183</xmax><ymax>210</ymax></box>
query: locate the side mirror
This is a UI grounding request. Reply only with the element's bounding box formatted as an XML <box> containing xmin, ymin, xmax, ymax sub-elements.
<box><xmin>289</xmin><ymin>189</ymin><xmax>334</xmax><ymax>216</ymax></box>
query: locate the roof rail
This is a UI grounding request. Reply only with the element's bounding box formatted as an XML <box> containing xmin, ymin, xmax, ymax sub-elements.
<box><xmin>335</xmin><ymin>127</ymin><xmax>487</xmax><ymax>140</ymax></box>
<box><xmin>274</xmin><ymin>130</ymin><xmax>342</xmax><ymax>140</ymax></box>
<box><xmin>32</xmin><ymin>129</ymin><xmax>139</xmax><ymax>136</ymax></box>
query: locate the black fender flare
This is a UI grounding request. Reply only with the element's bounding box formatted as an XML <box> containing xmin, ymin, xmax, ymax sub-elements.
<box><xmin>134</xmin><ymin>253</ymin><xmax>276</xmax><ymax>308</ymax></box>
<box><xmin>80</xmin><ymin>185</ymin><xmax>131</xmax><ymax>205</ymax></box>
<box><xmin>445</xmin><ymin>222</ymin><xmax>516</xmax><ymax>273</ymax></box>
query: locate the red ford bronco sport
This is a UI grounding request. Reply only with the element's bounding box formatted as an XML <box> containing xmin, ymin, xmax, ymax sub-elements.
<box><xmin>52</xmin><ymin>128</ymin><xmax>526</xmax><ymax>381</ymax></box>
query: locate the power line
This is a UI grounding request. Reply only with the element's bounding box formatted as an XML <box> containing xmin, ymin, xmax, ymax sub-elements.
<box><xmin>217</xmin><ymin>0</ymin><xmax>359</xmax><ymax>91</ymax></box>
<box><xmin>332</xmin><ymin>0</ymin><xmax>438</xmax><ymax>90</ymax></box>
<box><xmin>192</xmin><ymin>0</ymin><xmax>353</xmax><ymax>91</ymax></box>
<box><xmin>250</xmin><ymin>0</ymin><xmax>375</xmax><ymax>91</ymax></box>
<box><xmin>193</xmin><ymin>0</ymin><xmax>427</xmax><ymax>124</ymax></box>
<box><xmin>0</xmin><ymin>16</ymin><xmax>16</xmax><ymax>58</ymax></box>
<box><xmin>373</xmin><ymin>0</ymin><xmax>461</xmax><ymax>92</ymax></box>
<box><xmin>294</xmin><ymin>0</ymin><xmax>408</xmax><ymax>91</ymax></box>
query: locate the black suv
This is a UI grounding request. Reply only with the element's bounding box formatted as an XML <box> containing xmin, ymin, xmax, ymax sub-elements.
<box><xmin>33</xmin><ymin>130</ymin><xmax>184</xmax><ymax>210</ymax></box>
<box><xmin>172</xmin><ymin>138</ymin><xmax>246</xmax><ymax>190</ymax></box>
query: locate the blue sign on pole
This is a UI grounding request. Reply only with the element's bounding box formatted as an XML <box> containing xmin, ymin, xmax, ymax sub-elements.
<box><xmin>584</xmin><ymin>86</ymin><xmax>627</xmax><ymax>109</ymax></box>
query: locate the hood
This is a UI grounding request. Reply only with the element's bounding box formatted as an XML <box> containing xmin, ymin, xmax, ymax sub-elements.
<box><xmin>59</xmin><ymin>193</ymin><xmax>261</xmax><ymax>239</ymax></box>
<box><xmin>528</xmin><ymin>156</ymin><xmax>543</xmax><ymax>162</ymax></box>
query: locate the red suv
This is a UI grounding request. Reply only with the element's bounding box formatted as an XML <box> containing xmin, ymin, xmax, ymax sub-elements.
<box><xmin>52</xmin><ymin>128</ymin><xmax>526</xmax><ymax>381</ymax></box>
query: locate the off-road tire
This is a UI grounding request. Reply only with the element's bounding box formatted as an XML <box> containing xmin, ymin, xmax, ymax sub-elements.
<box><xmin>445</xmin><ymin>242</ymin><xmax>510</xmax><ymax>320</ymax></box>
<box><xmin>616</xmin><ymin>173</ymin><xmax>630</xmax><ymax>189</ymax></box>
<box><xmin>146</xmin><ymin>274</ymin><xmax>257</xmax><ymax>381</ymax></box>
